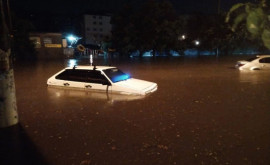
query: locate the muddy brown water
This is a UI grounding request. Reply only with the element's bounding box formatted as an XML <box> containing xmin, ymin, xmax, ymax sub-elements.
<box><xmin>10</xmin><ymin>56</ymin><xmax>270</xmax><ymax>164</ymax></box>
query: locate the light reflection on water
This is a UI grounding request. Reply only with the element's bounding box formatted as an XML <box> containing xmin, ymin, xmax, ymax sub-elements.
<box><xmin>65</xmin><ymin>56</ymin><xmax>112</xmax><ymax>67</ymax></box>
<box><xmin>13</xmin><ymin>56</ymin><xmax>270</xmax><ymax>164</ymax></box>
<box><xmin>47</xmin><ymin>87</ymin><xmax>146</xmax><ymax>105</ymax></box>
<box><xmin>238</xmin><ymin>70</ymin><xmax>270</xmax><ymax>85</ymax></box>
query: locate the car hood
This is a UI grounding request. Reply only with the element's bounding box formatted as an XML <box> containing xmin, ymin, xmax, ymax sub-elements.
<box><xmin>114</xmin><ymin>78</ymin><xmax>156</xmax><ymax>92</ymax></box>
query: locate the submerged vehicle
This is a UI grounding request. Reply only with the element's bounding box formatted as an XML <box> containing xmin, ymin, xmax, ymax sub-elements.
<box><xmin>47</xmin><ymin>65</ymin><xmax>157</xmax><ymax>95</ymax></box>
<box><xmin>235</xmin><ymin>55</ymin><xmax>270</xmax><ymax>70</ymax></box>
<box><xmin>47</xmin><ymin>87</ymin><xmax>146</xmax><ymax>103</ymax></box>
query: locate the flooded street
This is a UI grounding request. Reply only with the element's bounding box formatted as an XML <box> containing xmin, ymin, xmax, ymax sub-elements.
<box><xmin>9</xmin><ymin>56</ymin><xmax>270</xmax><ymax>164</ymax></box>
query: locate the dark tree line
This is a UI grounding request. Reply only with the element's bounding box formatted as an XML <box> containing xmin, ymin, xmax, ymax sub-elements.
<box><xmin>8</xmin><ymin>0</ymin><xmax>269</xmax><ymax>59</ymax></box>
<box><xmin>111</xmin><ymin>0</ymin><xmax>182</xmax><ymax>57</ymax></box>
<box><xmin>111</xmin><ymin>0</ymin><xmax>268</xmax><ymax>57</ymax></box>
<box><xmin>12</xmin><ymin>16</ymin><xmax>37</xmax><ymax>60</ymax></box>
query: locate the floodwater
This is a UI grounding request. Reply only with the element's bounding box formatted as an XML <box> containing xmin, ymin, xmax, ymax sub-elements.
<box><xmin>7</xmin><ymin>56</ymin><xmax>270</xmax><ymax>164</ymax></box>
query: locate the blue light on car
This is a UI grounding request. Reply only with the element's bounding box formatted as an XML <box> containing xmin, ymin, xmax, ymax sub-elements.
<box><xmin>112</xmin><ymin>74</ymin><xmax>130</xmax><ymax>82</ymax></box>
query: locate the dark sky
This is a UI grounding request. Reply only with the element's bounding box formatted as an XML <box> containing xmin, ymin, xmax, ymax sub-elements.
<box><xmin>10</xmin><ymin>0</ymin><xmax>255</xmax><ymax>15</ymax></box>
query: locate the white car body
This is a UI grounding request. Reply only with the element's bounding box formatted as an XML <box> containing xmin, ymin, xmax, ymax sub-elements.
<box><xmin>47</xmin><ymin>65</ymin><xmax>157</xmax><ymax>95</ymax></box>
<box><xmin>235</xmin><ymin>55</ymin><xmax>270</xmax><ymax>70</ymax></box>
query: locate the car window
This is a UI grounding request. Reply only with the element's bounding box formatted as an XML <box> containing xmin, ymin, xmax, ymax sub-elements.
<box><xmin>103</xmin><ymin>68</ymin><xmax>130</xmax><ymax>83</ymax></box>
<box><xmin>55</xmin><ymin>70</ymin><xmax>69</xmax><ymax>80</ymax></box>
<box><xmin>56</xmin><ymin>69</ymin><xmax>87</xmax><ymax>82</ymax></box>
<box><xmin>259</xmin><ymin>57</ymin><xmax>270</xmax><ymax>63</ymax></box>
<box><xmin>85</xmin><ymin>70</ymin><xmax>110</xmax><ymax>85</ymax></box>
<box><xmin>56</xmin><ymin>69</ymin><xmax>110</xmax><ymax>85</ymax></box>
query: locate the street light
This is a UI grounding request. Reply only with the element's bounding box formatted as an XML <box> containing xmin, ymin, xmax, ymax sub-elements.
<box><xmin>67</xmin><ymin>35</ymin><xmax>76</xmax><ymax>42</ymax></box>
<box><xmin>66</xmin><ymin>34</ymin><xmax>81</xmax><ymax>47</ymax></box>
<box><xmin>194</xmin><ymin>40</ymin><xmax>200</xmax><ymax>46</ymax></box>
<box><xmin>181</xmin><ymin>35</ymin><xmax>186</xmax><ymax>40</ymax></box>
<box><xmin>178</xmin><ymin>34</ymin><xmax>186</xmax><ymax>40</ymax></box>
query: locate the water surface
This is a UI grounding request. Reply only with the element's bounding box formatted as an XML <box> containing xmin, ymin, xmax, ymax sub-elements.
<box><xmin>13</xmin><ymin>56</ymin><xmax>270</xmax><ymax>165</ymax></box>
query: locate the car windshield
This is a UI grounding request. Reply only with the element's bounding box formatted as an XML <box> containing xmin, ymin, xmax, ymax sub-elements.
<box><xmin>103</xmin><ymin>68</ymin><xmax>130</xmax><ymax>83</ymax></box>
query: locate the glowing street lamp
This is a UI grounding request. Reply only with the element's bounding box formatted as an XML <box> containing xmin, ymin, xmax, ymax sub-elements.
<box><xmin>181</xmin><ymin>35</ymin><xmax>186</xmax><ymax>40</ymax></box>
<box><xmin>194</xmin><ymin>40</ymin><xmax>200</xmax><ymax>46</ymax></box>
<box><xmin>67</xmin><ymin>35</ymin><xmax>76</xmax><ymax>42</ymax></box>
<box><xmin>66</xmin><ymin>34</ymin><xmax>81</xmax><ymax>47</ymax></box>
<box><xmin>178</xmin><ymin>34</ymin><xmax>186</xmax><ymax>40</ymax></box>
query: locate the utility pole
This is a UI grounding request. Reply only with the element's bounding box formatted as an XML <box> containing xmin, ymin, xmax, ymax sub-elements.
<box><xmin>0</xmin><ymin>0</ymin><xmax>19</xmax><ymax>128</ymax></box>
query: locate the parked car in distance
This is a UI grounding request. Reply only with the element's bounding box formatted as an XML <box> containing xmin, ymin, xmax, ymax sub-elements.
<box><xmin>47</xmin><ymin>65</ymin><xmax>158</xmax><ymax>95</ymax></box>
<box><xmin>235</xmin><ymin>55</ymin><xmax>270</xmax><ymax>70</ymax></box>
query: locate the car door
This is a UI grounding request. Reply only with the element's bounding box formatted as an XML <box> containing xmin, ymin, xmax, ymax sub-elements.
<box><xmin>84</xmin><ymin>70</ymin><xmax>112</xmax><ymax>92</ymax></box>
<box><xmin>263</xmin><ymin>57</ymin><xmax>270</xmax><ymax>69</ymax></box>
<box><xmin>55</xmin><ymin>69</ymin><xmax>85</xmax><ymax>88</ymax></box>
<box><xmin>259</xmin><ymin>57</ymin><xmax>270</xmax><ymax>69</ymax></box>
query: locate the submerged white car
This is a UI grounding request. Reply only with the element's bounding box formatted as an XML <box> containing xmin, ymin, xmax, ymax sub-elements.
<box><xmin>235</xmin><ymin>55</ymin><xmax>270</xmax><ymax>70</ymax></box>
<box><xmin>47</xmin><ymin>65</ymin><xmax>157</xmax><ymax>95</ymax></box>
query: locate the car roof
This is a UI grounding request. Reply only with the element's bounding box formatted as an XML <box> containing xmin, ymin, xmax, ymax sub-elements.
<box><xmin>65</xmin><ymin>65</ymin><xmax>116</xmax><ymax>71</ymax></box>
<box><xmin>256</xmin><ymin>55</ymin><xmax>270</xmax><ymax>58</ymax></box>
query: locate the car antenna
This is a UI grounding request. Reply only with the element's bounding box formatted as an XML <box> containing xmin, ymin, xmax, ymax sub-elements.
<box><xmin>90</xmin><ymin>54</ymin><xmax>93</xmax><ymax>66</ymax></box>
<box><xmin>73</xmin><ymin>65</ymin><xmax>77</xmax><ymax>69</ymax></box>
<box><xmin>93</xmin><ymin>65</ymin><xmax>97</xmax><ymax>70</ymax></box>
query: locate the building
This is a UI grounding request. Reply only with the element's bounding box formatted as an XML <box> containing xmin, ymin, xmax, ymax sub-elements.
<box><xmin>83</xmin><ymin>14</ymin><xmax>112</xmax><ymax>46</ymax></box>
<box><xmin>29</xmin><ymin>32</ymin><xmax>72</xmax><ymax>59</ymax></box>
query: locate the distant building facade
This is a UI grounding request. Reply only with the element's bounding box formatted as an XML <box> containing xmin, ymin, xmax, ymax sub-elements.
<box><xmin>29</xmin><ymin>32</ymin><xmax>71</xmax><ymax>59</ymax></box>
<box><xmin>83</xmin><ymin>14</ymin><xmax>112</xmax><ymax>45</ymax></box>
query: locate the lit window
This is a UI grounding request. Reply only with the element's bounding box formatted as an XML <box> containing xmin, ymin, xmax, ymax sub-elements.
<box><xmin>43</xmin><ymin>38</ymin><xmax>52</xmax><ymax>44</ymax></box>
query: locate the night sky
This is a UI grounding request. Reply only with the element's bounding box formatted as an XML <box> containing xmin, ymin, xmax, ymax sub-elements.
<box><xmin>10</xmin><ymin>0</ymin><xmax>255</xmax><ymax>15</ymax></box>
<box><xmin>8</xmin><ymin>0</ymin><xmax>255</xmax><ymax>32</ymax></box>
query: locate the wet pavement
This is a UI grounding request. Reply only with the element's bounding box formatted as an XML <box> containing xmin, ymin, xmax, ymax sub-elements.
<box><xmin>1</xmin><ymin>55</ymin><xmax>270</xmax><ymax>165</ymax></box>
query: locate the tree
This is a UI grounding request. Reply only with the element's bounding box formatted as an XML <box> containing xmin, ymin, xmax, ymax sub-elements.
<box><xmin>185</xmin><ymin>13</ymin><xmax>240</xmax><ymax>55</ymax></box>
<box><xmin>0</xmin><ymin>0</ymin><xmax>19</xmax><ymax>128</ymax></box>
<box><xmin>226</xmin><ymin>0</ymin><xmax>270</xmax><ymax>49</ymax></box>
<box><xmin>111</xmin><ymin>5</ymin><xmax>137</xmax><ymax>56</ymax></box>
<box><xmin>111</xmin><ymin>0</ymin><xmax>181</xmax><ymax>57</ymax></box>
<box><xmin>135</xmin><ymin>0</ymin><xmax>181</xmax><ymax>57</ymax></box>
<box><xmin>12</xmin><ymin>17</ymin><xmax>37</xmax><ymax>60</ymax></box>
